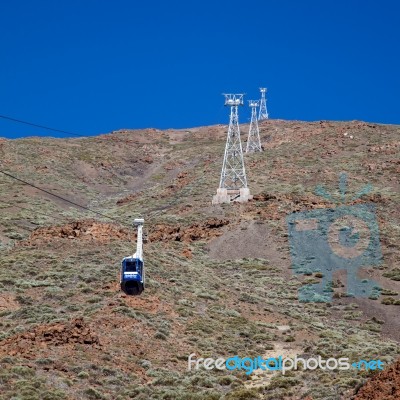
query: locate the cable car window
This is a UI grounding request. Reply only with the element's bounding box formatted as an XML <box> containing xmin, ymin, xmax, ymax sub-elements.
<box><xmin>125</xmin><ymin>261</ymin><xmax>137</xmax><ymax>272</ymax></box>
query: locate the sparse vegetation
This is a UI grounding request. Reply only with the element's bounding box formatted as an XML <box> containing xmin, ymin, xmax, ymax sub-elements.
<box><xmin>0</xmin><ymin>121</ymin><xmax>399</xmax><ymax>399</ymax></box>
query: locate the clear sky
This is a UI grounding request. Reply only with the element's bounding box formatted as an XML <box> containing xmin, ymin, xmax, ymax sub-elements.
<box><xmin>0</xmin><ymin>0</ymin><xmax>399</xmax><ymax>138</ymax></box>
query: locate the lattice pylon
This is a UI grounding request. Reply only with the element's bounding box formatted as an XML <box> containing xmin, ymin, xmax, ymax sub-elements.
<box><xmin>246</xmin><ymin>100</ymin><xmax>262</xmax><ymax>153</ymax></box>
<box><xmin>212</xmin><ymin>94</ymin><xmax>253</xmax><ymax>204</ymax></box>
<box><xmin>258</xmin><ymin>87</ymin><xmax>269</xmax><ymax>120</ymax></box>
<box><xmin>219</xmin><ymin>94</ymin><xmax>247</xmax><ymax>189</ymax></box>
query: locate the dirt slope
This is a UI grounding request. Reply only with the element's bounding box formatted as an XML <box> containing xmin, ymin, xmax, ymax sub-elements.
<box><xmin>0</xmin><ymin>120</ymin><xmax>399</xmax><ymax>400</ymax></box>
<box><xmin>353</xmin><ymin>359</ymin><xmax>400</xmax><ymax>399</ymax></box>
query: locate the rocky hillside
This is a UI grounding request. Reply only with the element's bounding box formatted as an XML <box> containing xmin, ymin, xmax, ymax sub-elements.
<box><xmin>0</xmin><ymin>120</ymin><xmax>399</xmax><ymax>399</ymax></box>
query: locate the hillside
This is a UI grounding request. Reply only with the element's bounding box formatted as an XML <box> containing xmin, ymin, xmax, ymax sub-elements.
<box><xmin>0</xmin><ymin>119</ymin><xmax>399</xmax><ymax>400</ymax></box>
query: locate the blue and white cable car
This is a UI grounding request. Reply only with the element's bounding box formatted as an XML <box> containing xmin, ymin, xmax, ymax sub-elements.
<box><xmin>120</xmin><ymin>218</ymin><xmax>145</xmax><ymax>295</ymax></box>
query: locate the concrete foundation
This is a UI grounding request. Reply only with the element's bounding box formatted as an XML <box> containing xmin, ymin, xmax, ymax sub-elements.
<box><xmin>212</xmin><ymin>187</ymin><xmax>253</xmax><ymax>205</ymax></box>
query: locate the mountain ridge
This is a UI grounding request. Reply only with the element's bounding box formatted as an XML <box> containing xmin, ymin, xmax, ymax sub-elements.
<box><xmin>0</xmin><ymin>119</ymin><xmax>399</xmax><ymax>399</ymax></box>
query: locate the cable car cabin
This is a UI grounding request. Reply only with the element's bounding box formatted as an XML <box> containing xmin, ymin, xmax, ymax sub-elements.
<box><xmin>121</xmin><ymin>218</ymin><xmax>145</xmax><ymax>296</ymax></box>
<box><xmin>120</xmin><ymin>257</ymin><xmax>144</xmax><ymax>295</ymax></box>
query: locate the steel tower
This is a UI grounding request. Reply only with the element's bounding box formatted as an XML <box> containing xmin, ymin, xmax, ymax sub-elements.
<box><xmin>212</xmin><ymin>94</ymin><xmax>253</xmax><ymax>204</ymax></box>
<box><xmin>258</xmin><ymin>88</ymin><xmax>269</xmax><ymax>120</ymax></box>
<box><xmin>246</xmin><ymin>100</ymin><xmax>262</xmax><ymax>153</ymax></box>
<box><xmin>219</xmin><ymin>94</ymin><xmax>247</xmax><ymax>189</ymax></box>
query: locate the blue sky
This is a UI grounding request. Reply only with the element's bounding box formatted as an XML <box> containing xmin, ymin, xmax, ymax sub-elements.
<box><xmin>0</xmin><ymin>0</ymin><xmax>399</xmax><ymax>138</ymax></box>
